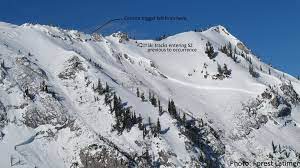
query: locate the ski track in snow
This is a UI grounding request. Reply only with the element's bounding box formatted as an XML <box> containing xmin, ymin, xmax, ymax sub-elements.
<box><xmin>167</xmin><ymin>75</ymin><xmax>260</xmax><ymax>95</ymax></box>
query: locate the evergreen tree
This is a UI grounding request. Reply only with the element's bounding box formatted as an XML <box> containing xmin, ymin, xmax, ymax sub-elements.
<box><xmin>141</xmin><ymin>92</ymin><xmax>145</xmax><ymax>101</ymax></box>
<box><xmin>217</xmin><ymin>63</ymin><xmax>223</xmax><ymax>75</ymax></box>
<box><xmin>269</xmin><ymin>68</ymin><xmax>271</xmax><ymax>75</ymax></box>
<box><xmin>232</xmin><ymin>53</ymin><xmax>238</xmax><ymax>62</ymax></box>
<box><xmin>40</xmin><ymin>81</ymin><xmax>48</xmax><ymax>92</ymax></box>
<box><xmin>150</xmin><ymin>94</ymin><xmax>157</xmax><ymax>107</ymax></box>
<box><xmin>148</xmin><ymin>90</ymin><xmax>152</xmax><ymax>101</ymax></box>
<box><xmin>278</xmin><ymin>144</ymin><xmax>282</xmax><ymax>153</ymax></box>
<box><xmin>199</xmin><ymin>118</ymin><xmax>204</xmax><ymax>127</ymax></box>
<box><xmin>168</xmin><ymin>100</ymin><xmax>171</xmax><ymax>113</ymax></box>
<box><xmin>148</xmin><ymin>117</ymin><xmax>151</xmax><ymax>126</ymax></box>
<box><xmin>104</xmin><ymin>92</ymin><xmax>110</xmax><ymax>105</ymax></box>
<box><xmin>182</xmin><ymin>113</ymin><xmax>186</xmax><ymax>125</ymax></box>
<box><xmin>96</xmin><ymin>79</ymin><xmax>103</xmax><ymax>94</ymax></box>
<box><xmin>172</xmin><ymin>100</ymin><xmax>177</xmax><ymax>117</ymax></box>
<box><xmin>44</xmin><ymin>85</ymin><xmax>48</xmax><ymax>93</ymax></box>
<box><xmin>223</xmin><ymin>64</ymin><xmax>228</xmax><ymax>72</ymax></box>
<box><xmin>158</xmin><ymin>99</ymin><xmax>163</xmax><ymax>114</ymax></box>
<box><xmin>248</xmin><ymin>56</ymin><xmax>252</xmax><ymax>64</ymax></box>
<box><xmin>124</xmin><ymin>108</ymin><xmax>131</xmax><ymax>131</ymax></box>
<box><xmin>138</xmin><ymin>114</ymin><xmax>143</xmax><ymax>130</ymax></box>
<box><xmin>170</xmin><ymin>100</ymin><xmax>175</xmax><ymax>116</ymax></box>
<box><xmin>156</xmin><ymin>118</ymin><xmax>161</xmax><ymax>134</ymax></box>
<box><xmin>272</xmin><ymin>141</ymin><xmax>277</xmax><ymax>153</ymax></box>
<box><xmin>144</xmin><ymin>148</ymin><xmax>151</xmax><ymax>163</ymax></box>
<box><xmin>24</xmin><ymin>87</ymin><xmax>34</xmax><ymax>100</ymax></box>
<box><xmin>136</xmin><ymin>88</ymin><xmax>140</xmax><ymax>97</ymax></box>
<box><xmin>220</xmin><ymin>42</ymin><xmax>241</xmax><ymax>63</ymax></box>
<box><xmin>104</xmin><ymin>82</ymin><xmax>110</xmax><ymax>93</ymax></box>
<box><xmin>111</xmin><ymin>92</ymin><xmax>140</xmax><ymax>134</ymax></box>
<box><xmin>168</xmin><ymin>99</ymin><xmax>177</xmax><ymax>118</ymax></box>
<box><xmin>132</xmin><ymin>112</ymin><xmax>137</xmax><ymax>124</ymax></box>
<box><xmin>241</xmin><ymin>51</ymin><xmax>245</xmax><ymax>58</ymax></box>
<box><xmin>223</xmin><ymin>64</ymin><xmax>232</xmax><ymax>77</ymax></box>
<box><xmin>0</xmin><ymin>60</ymin><xmax>4</xmax><ymax>69</ymax></box>
<box><xmin>25</xmin><ymin>88</ymin><xmax>29</xmax><ymax>97</ymax></box>
<box><xmin>143</xmin><ymin>125</ymin><xmax>147</xmax><ymax>139</ymax></box>
<box><xmin>227</xmin><ymin>42</ymin><xmax>233</xmax><ymax>57</ymax></box>
<box><xmin>113</xmin><ymin>93</ymin><xmax>120</xmax><ymax>115</ymax></box>
<box><xmin>220</xmin><ymin>45</ymin><xmax>228</xmax><ymax>55</ymax></box>
<box><xmin>205</xmin><ymin>41</ymin><xmax>215</xmax><ymax>59</ymax></box>
<box><xmin>153</xmin><ymin>97</ymin><xmax>157</xmax><ymax>107</ymax></box>
<box><xmin>249</xmin><ymin>65</ymin><xmax>259</xmax><ymax>78</ymax></box>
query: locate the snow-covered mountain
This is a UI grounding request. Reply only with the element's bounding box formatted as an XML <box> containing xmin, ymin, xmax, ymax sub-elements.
<box><xmin>0</xmin><ymin>21</ymin><xmax>299</xmax><ymax>168</ymax></box>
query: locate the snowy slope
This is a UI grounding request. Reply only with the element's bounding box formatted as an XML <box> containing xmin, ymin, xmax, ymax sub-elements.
<box><xmin>0</xmin><ymin>21</ymin><xmax>299</xmax><ymax>168</ymax></box>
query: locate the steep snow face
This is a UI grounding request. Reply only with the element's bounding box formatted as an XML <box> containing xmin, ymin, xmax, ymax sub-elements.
<box><xmin>0</xmin><ymin>22</ymin><xmax>299</xmax><ymax>168</ymax></box>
